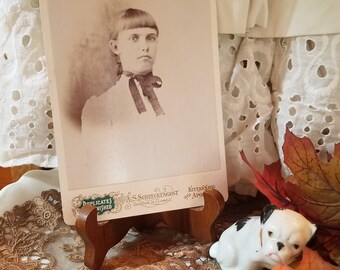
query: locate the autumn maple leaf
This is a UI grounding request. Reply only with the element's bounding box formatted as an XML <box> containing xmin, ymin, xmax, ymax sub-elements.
<box><xmin>272</xmin><ymin>247</ymin><xmax>339</xmax><ymax>270</ymax></box>
<box><xmin>240</xmin><ymin>150</ymin><xmax>293</xmax><ymax>209</ymax></box>
<box><xmin>282</xmin><ymin>129</ymin><xmax>340</xmax><ymax>230</ymax></box>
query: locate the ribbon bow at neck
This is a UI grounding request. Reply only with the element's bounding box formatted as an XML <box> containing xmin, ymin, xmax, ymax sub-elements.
<box><xmin>126</xmin><ymin>72</ymin><xmax>164</xmax><ymax>116</ymax></box>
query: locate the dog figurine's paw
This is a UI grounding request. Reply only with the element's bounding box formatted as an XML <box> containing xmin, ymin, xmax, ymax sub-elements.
<box><xmin>209</xmin><ymin>204</ymin><xmax>316</xmax><ymax>270</ymax></box>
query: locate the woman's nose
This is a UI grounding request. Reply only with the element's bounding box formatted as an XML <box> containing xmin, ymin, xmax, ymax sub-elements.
<box><xmin>139</xmin><ymin>39</ymin><xmax>149</xmax><ymax>51</ymax></box>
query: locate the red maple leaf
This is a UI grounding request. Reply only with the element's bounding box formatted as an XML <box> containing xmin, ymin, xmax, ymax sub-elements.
<box><xmin>240</xmin><ymin>150</ymin><xmax>294</xmax><ymax>209</ymax></box>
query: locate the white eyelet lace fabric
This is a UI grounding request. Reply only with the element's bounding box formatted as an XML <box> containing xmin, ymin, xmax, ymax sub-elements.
<box><xmin>270</xmin><ymin>34</ymin><xmax>340</xmax><ymax>177</ymax></box>
<box><xmin>219</xmin><ymin>35</ymin><xmax>279</xmax><ymax>195</ymax></box>
<box><xmin>0</xmin><ymin>0</ymin><xmax>57</xmax><ymax>167</ymax></box>
<box><xmin>219</xmin><ymin>33</ymin><xmax>340</xmax><ymax>192</ymax></box>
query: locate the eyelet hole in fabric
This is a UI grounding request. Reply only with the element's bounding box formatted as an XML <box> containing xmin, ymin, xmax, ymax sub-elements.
<box><xmin>22</xmin><ymin>35</ymin><xmax>31</xmax><ymax>47</ymax></box>
<box><xmin>12</xmin><ymin>90</ymin><xmax>21</xmax><ymax>101</ymax></box>
<box><xmin>3</xmin><ymin>52</ymin><xmax>9</xmax><ymax>62</ymax></box>
<box><xmin>317</xmin><ymin>65</ymin><xmax>327</xmax><ymax>78</ymax></box>
<box><xmin>231</xmin><ymin>86</ymin><xmax>240</xmax><ymax>98</ymax></box>
<box><xmin>249</xmin><ymin>100</ymin><xmax>256</xmax><ymax>109</ymax></box>
<box><xmin>322</xmin><ymin>128</ymin><xmax>330</xmax><ymax>135</ymax></box>
<box><xmin>45</xmin><ymin>109</ymin><xmax>52</xmax><ymax>118</ymax></box>
<box><xmin>47</xmin><ymin>133</ymin><xmax>54</xmax><ymax>140</ymax></box>
<box><xmin>286</xmin><ymin>121</ymin><xmax>293</xmax><ymax>129</ymax></box>
<box><xmin>325</xmin><ymin>115</ymin><xmax>333</xmax><ymax>123</ymax></box>
<box><xmin>227</xmin><ymin>118</ymin><xmax>233</xmax><ymax>129</ymax></box>
<box><xmin>31</xmin><ymin>0</ymin><xmax>40</xmax><ymax>8</ymax></box>
<box><xmin>306</xmin><ymin>114</ymin><xmax>313</xmax><ymax>121</ymax></box>
<box><xmin>29</xmin><ymin>99</ymin><xmax>37</xmax><ymax>107</ymax></box>
<box><xmin>327</xmin><ymin>103</ymin><xmax>338</xmax><ymax>110</ymax></box>
<box><xmin>290</xmin><ymin>95</ymin><xmax>301</xmax><ymax>102</ymax></box>
<box><xmin>306</xmin><ymin>39</ymin><xmax>315</xmax><ymax>51</ymax></box>
<box><xmin>318</xmin><ymin>138</ymin><xmax>324</xmax><ymax>146</ymax></box>
<box><xmin>240</xmin><ymin>59</ymin><xmax>248</xmax><ymax>68</ymax></box>
<box><xmin>254</xmin><ymin>123</ymin><xmax>260</xmax><ymax>131</ymax></box>
<box><xmin>255</xmin><ymin>61</ymin><xmax>261</xmax><ymax>70</ymax></box>
<box><xmin>34</xmin><ymin>59</ymin><xmax>43</xmax><ymax>72</ymax></box>
<box><xmin>239</xmin><ymin>115</ymin><xmax>246</xmax><ymax>121</ymax></box>
<box><xmin>11</xmin><ymin>106</ymin><xmax>18</xmax><ymax>115</ymax></box>
<box><xmin>8</xmin><ymin>131</ymin><xmax>16</xmax><ymax>139</ymax></box>
<box><xmin>229</xmin><ymin>45</ymin><xmax>237</xmax><ymax>55</ymax></box>
<box><xmin>289</xmin><ymin>106</ymin><xmax>297</xmax><ymax>116</ymax></box>
<box><xmin>280</xmin><ymin>38</ymin><xmax>287</xmax><ymax>48</ymax></box>
<box><xmin>253</xmin><ymin>134</ymin><xmax>260</xmax><ymax>142</ymax></box>
<box><xmin>287</xmin><ymin>59</ymin><xmax>293</xmax><ymax>70</ymax></box>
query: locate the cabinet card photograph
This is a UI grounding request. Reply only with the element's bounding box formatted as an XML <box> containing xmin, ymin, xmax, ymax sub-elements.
<box><xmin>40</xmin><ymin>0</ymin><xmax>227</xmax><ymax>224</ymax></box>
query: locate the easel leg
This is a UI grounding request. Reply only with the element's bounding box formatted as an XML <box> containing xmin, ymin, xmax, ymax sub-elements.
<box><xmin>189</xmin><ymin>189</ymin><xmax>225</xmax><ymax>243</ymax></box>
<box><xmin>76</xmin><ymin>205</ymin><xmax>141</xmax><ymax>270</ymax></box>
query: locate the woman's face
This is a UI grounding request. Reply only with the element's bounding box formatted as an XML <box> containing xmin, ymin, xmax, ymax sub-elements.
<box><xmin>110</xmin><ymin>27</ymin><xmax>158</xmax><ymax>75</ymax></box>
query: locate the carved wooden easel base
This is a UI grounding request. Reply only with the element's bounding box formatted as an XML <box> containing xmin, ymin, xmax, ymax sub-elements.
<box><xmin>75</xmin><ymin>189</ymin><xmax>225</xmax><ymax>270</ymax></box>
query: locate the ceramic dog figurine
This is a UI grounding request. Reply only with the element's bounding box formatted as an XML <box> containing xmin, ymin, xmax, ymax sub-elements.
<box><xmin>209</xmin><ymin>204</ymin><xmax>316</xmax><ymax>270</ymax></box>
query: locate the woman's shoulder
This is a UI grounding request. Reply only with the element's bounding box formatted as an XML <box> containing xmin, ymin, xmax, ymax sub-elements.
<box><xmin>81</xmin><ymin>80</ymin><xmax>127</xmax><ymax>125</ymax></box>
<box><xmin>83</xmin><ymin>81</ymin><xmax>124</xmax><ymax>110</ymax></box>
<box><xmin>81</xmin><ymin>86</ymin><xmax>115</xmax><ymax>122</ymax></box>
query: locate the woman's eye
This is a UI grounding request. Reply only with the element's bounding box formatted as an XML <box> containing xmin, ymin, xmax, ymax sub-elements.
<box><xmin>131</xmin><ymin>35</ymin><xmax>139</xmax><ymax>41</ymax></box>
<box><xmin>268</xmin><ymin>231</ymin><xmax>273</xmax><ymax>237</ymax></box>
<box><xmin>147</xmin><ymin>35</ymin><xmax>157</xmax><ymax>42</ymax></box>
<box><xmin>294</xmin><ymin>244</ymin><xmax>300</xmax><ymax>249</ymax></box>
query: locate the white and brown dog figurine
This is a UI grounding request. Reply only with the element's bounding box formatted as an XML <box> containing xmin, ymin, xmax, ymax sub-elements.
<box><xmin>209</xmin><ymin>204</ymin><xmax>316</xmax><ymax>270</ymax></box>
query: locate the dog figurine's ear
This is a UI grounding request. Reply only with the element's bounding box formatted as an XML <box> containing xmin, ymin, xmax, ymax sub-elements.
<box><xmin>306</xmin><ymin>224</ymin><xmax>317</xmax><ymax>248</ymax></box>
<box><xmin>261</xmin><ymin>204</ymin><xmax>279</xmax><ymax>224</ymax></box>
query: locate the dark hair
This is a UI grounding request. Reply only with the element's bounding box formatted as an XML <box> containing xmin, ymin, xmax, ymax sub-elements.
<box><xmin>110</xmin><ymin>8</ymin><xmax>159</xmax><ymax>40</ymax></box>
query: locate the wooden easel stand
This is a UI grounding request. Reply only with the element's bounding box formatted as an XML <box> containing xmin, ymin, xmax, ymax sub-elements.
<box><xmin>75</xmin><ymin>189</ymin><xmax>225</xmax><ymax>270</ymax></box>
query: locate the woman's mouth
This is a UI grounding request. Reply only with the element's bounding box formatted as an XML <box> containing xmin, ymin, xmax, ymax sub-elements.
<box><xmin>138</xmin><ymin>55</ymin><xmax>151</xmax><ymax>59</ymax></box>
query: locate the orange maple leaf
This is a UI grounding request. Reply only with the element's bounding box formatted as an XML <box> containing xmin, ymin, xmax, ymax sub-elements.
<box><xmin>272</xmin><ymin>247</ymin><xmax>339</xmax><ymax>270</ymax></box>
<box><xmin>283</xmin><ymin>129</ymin><xmax>340</xmax><ymax>230</ymax></box>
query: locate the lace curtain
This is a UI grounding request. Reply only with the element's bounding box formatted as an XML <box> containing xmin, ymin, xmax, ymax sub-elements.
<box><xmin>1</xmin><ymin>0</ymin><xmax>340</xmax><ymax>194</ymax></box>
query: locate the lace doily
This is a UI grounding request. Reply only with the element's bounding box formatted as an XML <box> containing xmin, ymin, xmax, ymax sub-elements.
<box><xmin>0</xmin><ymin>189</ymin><xmax>268</xmax><ymax>270</ymax></box>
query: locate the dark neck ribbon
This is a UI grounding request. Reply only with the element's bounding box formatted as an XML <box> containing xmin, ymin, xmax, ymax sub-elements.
<box><xmin>125</xmin><ymin>72</ymin><xmax>164</xmax><ymax>116</ymax></box>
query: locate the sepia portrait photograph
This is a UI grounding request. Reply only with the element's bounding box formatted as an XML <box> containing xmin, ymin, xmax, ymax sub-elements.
<box><xmin>40</xmin><ymin>0</ymin><xmax>227</xmax><ymax>224</ymax></box>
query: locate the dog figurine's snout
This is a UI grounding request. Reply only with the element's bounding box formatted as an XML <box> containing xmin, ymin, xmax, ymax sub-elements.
<box><xmin>277</xmin><ymin>242</ymin><xmax>284</xmax><ymax>251</ymax></box>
